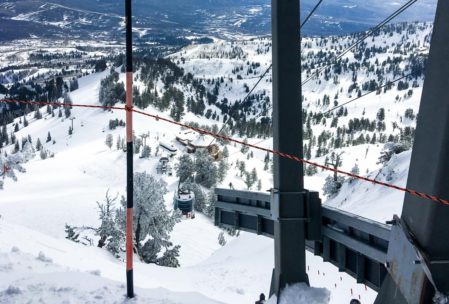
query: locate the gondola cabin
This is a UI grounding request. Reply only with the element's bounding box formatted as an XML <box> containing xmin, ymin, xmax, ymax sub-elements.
<box><xmin>156</xmin><ymin>157</ymin><xmax>169</xmax><ymax>174</ymax></box>
<box><xmin>174</xmin><ymin>188</ymin><xmax>195</xmax><ymax>218</ymax></box>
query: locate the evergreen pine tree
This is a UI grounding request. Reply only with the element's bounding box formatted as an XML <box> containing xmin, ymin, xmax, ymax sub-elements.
<box><xmin>350</xmin><ymin>163</ymin><xmax>360</xmax><ymax>182</ymax></box>
<box><xmin>44</xmin><ymin>131</ymin><xmax>51</xmax><ymax>143</ymax></box>
<box><xmin>35</xmin><ymin>138</ymin><xmax>42</xmax><ymax>151</ymax></box>
<box><xmin>105</xmin><ymin>134</ymin><xmax>113</xmax><ymax>149</ymax></box>
<box><xmin>40</xmin><ymin>149</ymin><xmax>47</xmax><ymax>160</ymax></box>
<box><xmin>176</xmin><ymin>154</ymin><xmax>194</xmax><ymax>182</ymax></box>
<box><xmin>194</xmin><ymin>150</ymin><xmax>217</xmax><ymax>188</ymax></box>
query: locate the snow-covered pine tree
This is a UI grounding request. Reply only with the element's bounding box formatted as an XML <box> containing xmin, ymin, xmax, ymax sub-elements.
<box><xmin>35</xmin><ymin>138</ymin><xmax>42</xmax><ymax>151</ymax></box>
<box><xmin>250</xmin><ymin>168</ymin><xmax>257</xmax><ymax>185</ymax></box>
<box><xmin>116</xmin><ymin>135</ymin><xmax>121</xmax><ymax>150</ymax></box>
<box><xmin>237</xmin><ymin>161</ymin><xmax>246</xmax><ymax>177</ymax></box>
<box><xmin>322</xmin><ymin>175</ymin><xmax>345</xmax><ymax>198</ymax></box>
<box><xmin>13</xmin><ymin>141</ymin><xmax>19</xmax><ymax>154</ymax></box>
<box><xmin>140</xmin><ymin>145</ymin><xmax>151</xmax><ymax>158</ymax></box>
<box><xmin>377</xmin><ymin>142</ymin><xmax>408</xmax><ymax>165</ymax></box>
<box><xmin>105</xmin><ymin>134</ymin><xmax>113</xmax><ymax>150</ymax></box>
<box><xmin>34</xmin><ymin>109</ymin><xmax>42</xmax><ymax>120</ymax></box>
<box><xmin>194</xmin><ymin>150</ymin><xmax>217</xmax><ymax>188</ymax></box>
<box><xmin>176</xmin><ymin>154</ymin><xmax>194</xmax><ymax>182</ymax></box>
<box><xmin>305</xmin><ymin>164</ymin><xmax>318</xmax><ymax>176</ymax></box>
<box><xmin>65</xmin><ymin>224</ymin><xmax>80</xmax><ymax>243</ymax></box>
<box><xmin>350</xmin><ymin>163</ymin><xmax>360</xmax><ymax>182</ymax></box>
<box><xmin>157</xmin><ymin>244</ymin><xmax>181</xmax><ymax>268</ymax></box>
<box><xmin>63</xmin><ymin>93</ymin><xmax>72</xmax><ymax>118</ymax></box>
<box><xmin>217</xmin><ymin>159</ymin><xmax>228</xmax><ymax>183</ymax></box>
<box><xmin>222</xmin><ymin>146</ymin><xmax>229</xmax><ymax>158</ymax></box>
<box><xmin>204</xmin><ymin>190</ymin><xmax>217</xmax><ymax>218</ymax></box>
<box><xmin>244</xmin><ymin>172</ymin><xmax>253</xmax><ymax>189</ymax></box>
<box><xmin>191</xmin><ymin>183</ymin><xmax>206</xmax><ymax>212</ymax></box>
<box><xmin>40</xmin><ymin>149</ymin><xmax>47</xmax><ymax>160</ymax></box>
<box><xmin>119</xmin><ymin>172</ymin><xmax>181</xmax><ymax>266</ymax></box>
<box><xmin>240</xmin><ymin>139</ymin><xmax>249</xmax><ymax>153</ymax></box>
<box><xmin>96</xmin><ymin>191</ymin><xmax>120</xmax><ymax>249</ymax></box>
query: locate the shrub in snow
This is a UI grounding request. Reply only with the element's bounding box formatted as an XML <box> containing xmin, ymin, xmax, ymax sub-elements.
<box><xmin>378</xmin><ymin>142</ymin><xmax>409</xmax><ymax>165</ymax></box>
<box><xmin>36</xmin><ymin>251</ymin><xmax>52</xmax><ymax>263</ymax></box>
<box><xmin>322</xmin><ymin>175</ymin><xmax>345</xmax><ymax>198</ymax></box>
<box><xmin>305</xmin><ymin>165</ymin><xmax>318</xmax><ymax>176</ymax></box>
<box><xmin>226</xmin><ymin>227</ymin><xmax>240</xmax><ymax>237</ymax></box>
<box><xmin>3</xmin><ymin>286</ymin><xmax>21</xmax><ymax>295</ymax></box>
<box><xmin>0</xmin><ymin>153</ymin><xmax>27</xmax><ymax>184</ymax></box>
<box><xmin>157</xmin><ymin>244</ymin><xmax>181</xmax><ymax>268</ymax></box>
<box><xmin>65</xmin><ymin>224</ymin><xmax>80</xmax><ymax>243</ymax></box>
<box><xmin>218</xmin><ymin>232</ymin><xmax>226</xmax><ymax>246</ymax></box>
<box><xmin>11</xmin><ymin>246</ymin><xmax>20</xmax><ymax>253</ymax></box>
<box><xmin>140</xmin><ymin>145</ymin><xmax>151</xmax><ymax>158</ymax></box>
<box><xmin>89</xmin><ymin>269</ymin><xmax>101</xmax><ymax>276</ymax></box>
<box><xmin>140</xmin><ymin>239</ymin><xmax>160</xmax><ymax>263</ymax></box>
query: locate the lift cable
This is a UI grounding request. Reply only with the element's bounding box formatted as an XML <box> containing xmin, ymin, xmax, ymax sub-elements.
<box><xmin>208</xmin><ymin>0</ymin><xmax>326</xmax><ymax>146</ymax></box>
<box><xmin>322</xmin><ymin>73</ymin><xmax>413</xmax><ymax>115</ymax></box>
<box><xmin>302</xmin><ymin>0</ymin><xmax>418</xmax><ymax>86</ymax></box>
<box><xmin>1</xmin><ymin>98</ymin><xmax>447</xmax><ymax>206</ymax></box>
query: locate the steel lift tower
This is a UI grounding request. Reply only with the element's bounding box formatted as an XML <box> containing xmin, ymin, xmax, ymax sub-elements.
<box><xmin>269</xmin><ymin>0</ymin><xmax>310</xmax><ymax>296</ymax></box>
<box><xmin>214</xmin><ymin>0</ymin><xmax>449</xmax><ymax>303</ymax></box>
<box><xmin>375</xmin><ymin>0</ymin><xmax>449</xmax><ymax>302</ymax></box>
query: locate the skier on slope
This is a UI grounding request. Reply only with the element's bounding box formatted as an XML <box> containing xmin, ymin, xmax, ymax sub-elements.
<box><xmin>255</xmin><ymin>293</ymin><xmax>266</xmax><ymax>304</ymax></box>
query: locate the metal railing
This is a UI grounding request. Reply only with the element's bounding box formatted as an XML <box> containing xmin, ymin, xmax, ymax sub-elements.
<box><xmin>214</xmin><ymin>188</ymin><xmax>390</xmax><ymax>290</ymax></box>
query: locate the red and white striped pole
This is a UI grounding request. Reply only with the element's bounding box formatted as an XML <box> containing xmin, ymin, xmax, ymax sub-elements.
<box><xmin>125</xmin><ymin>0</ymin><xmax>134</xmax><ymax>298</ymax></box>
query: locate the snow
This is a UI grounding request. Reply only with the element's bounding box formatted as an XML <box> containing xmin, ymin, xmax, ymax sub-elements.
<box><xmin>267</xmin><ymin>283</ymin><xmax>330</xmax><ymax>304</ymax></box>
<box><xmin>0</xmin><ymin>245</ymin><xmax>219</xmax><ymax>304</ymax></box>
<box><xmin>326</xmin><ymin>150</ymin><xmax>411</xmax><ymax>223</ymax></box>
<box><xmin>0</xmin><ymin>22</ymin><xmax>433</xmax><ymax>303</ymax></box>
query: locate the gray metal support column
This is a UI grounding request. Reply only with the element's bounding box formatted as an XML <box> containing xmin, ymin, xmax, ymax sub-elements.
<box><xmin>269</xmin><ymin>0</ymin><xmax>308</xmax><ymax>298</ymax></box>
<box><xmin>376</xmin><ymin>0</ymin><xmax>449</xmax><ymax>302</ymax></box>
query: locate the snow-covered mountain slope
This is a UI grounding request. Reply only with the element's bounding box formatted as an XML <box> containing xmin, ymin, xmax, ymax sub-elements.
<box><xmin>0</xmin><ymin>22</ymin><xmax>435</xmax><ymax>303</ymax></box>
<box><xmin>0</xmin><ymin>0</ymin><xmax>437</xmax><ymax>42</ymax></box>
<box><xmin>167</xmin><ymin>23</ymin><xmax>430</xmax><ymax>208</ymax></box>
<box><xmin>0</xmin><ymin>62</ymin><xmax>377</xmax><ymax>303</ymax></box>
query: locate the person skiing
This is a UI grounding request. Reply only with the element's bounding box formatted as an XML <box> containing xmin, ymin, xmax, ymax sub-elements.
<box><xmin>255</xmin><ymin>293</ymin><xmax>266</xmax><ymax>304</ymax></box>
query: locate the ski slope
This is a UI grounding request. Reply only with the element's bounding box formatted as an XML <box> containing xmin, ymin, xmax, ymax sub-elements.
<box><xmin>0</xmin><ymin>64</ymin><xmax>383</xmax><ymax>303</ymax></box>
<box><xmin>0</xmin><ymin>23</ymin><xmax>431</xmax><ymax>302</ymax></box>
